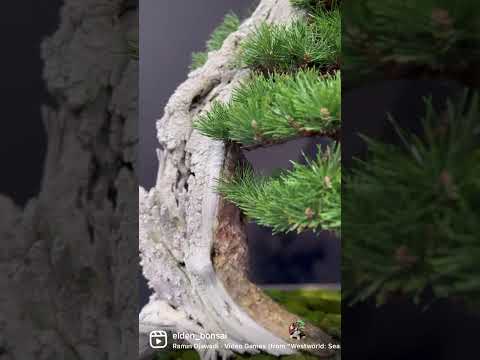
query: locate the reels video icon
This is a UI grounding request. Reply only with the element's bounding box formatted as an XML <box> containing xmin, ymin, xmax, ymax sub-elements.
<box><xmin>150</xmin><ymin>330</ymin><xmax>168</xmax><ymax>349</ymax></box>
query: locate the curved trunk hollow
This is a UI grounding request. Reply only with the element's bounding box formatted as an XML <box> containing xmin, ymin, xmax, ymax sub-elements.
<box><xmin>139</xmin><ymin>0</ymin><xmax>337</xmax><ymax>358</ymax></box>
<box><xmin>213</xmin><ymin>144</ymin><xmax>336</xmax><ymax>357</ymax></box>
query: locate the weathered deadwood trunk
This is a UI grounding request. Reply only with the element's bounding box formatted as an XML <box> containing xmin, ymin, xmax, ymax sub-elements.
<box><xmin>139</xmin><ymin>0</ymin><xmax>335</xmax><ymax>359</ymax></box>
<box><xmin>0</xmin><ymin>1</ymin><xmax>138</xmax><ymax>359</ymax></box>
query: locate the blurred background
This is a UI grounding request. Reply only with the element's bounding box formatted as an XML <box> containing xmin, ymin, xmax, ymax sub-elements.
<box><xmin>0</xmin><ymin>1</ymin><xmax>62</xmax><ymax>207</ymax></box>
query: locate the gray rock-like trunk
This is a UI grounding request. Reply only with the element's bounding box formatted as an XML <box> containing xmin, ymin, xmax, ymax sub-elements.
<box><xmin>0</xmin><ymin>1</ymin><xmax>138</xmax><ymax>359</ymax></box>
<box><xmin>139</xmin><ymin>1</ymin><xmax>334</xmax><ymax>359</ymax></box>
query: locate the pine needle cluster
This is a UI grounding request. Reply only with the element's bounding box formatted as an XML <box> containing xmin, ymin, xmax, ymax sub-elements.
<box><xmin>192</xmin><ymin>2</ymin><xmax>341</xmax><ymax>234</ymax></box>
<box><xmin>240</xmin><ymin>8</ymin><xmax>340</xmax><ymax>74</ymax></box>
<box><xmin>343</xmin><ymin>0</ymin><xmax>480</xmax><ymax>83</ymax></box>
<box><xmin>190</xmin><ymin>13</ymin><xmax>241</xmax><ymax>70</ymax></box>
<box><xmin>218</xmin><ymin>145</ymin><xmax>341</xmax><ymax>234</ymax></box>
<box><xmin>194</xmin><ymin>69</ymin><xmax>340</xmax><ymax>145</ymax></box>
<box><xmin>343</xmin><ymin>92</ymin><xmax>480</xmax><ymax>307</ymax></box>
<box><xmin>128</xmin><ymin>39</ymin><xmax>139</xmax><ymax>61</ymax></box>
<box><xmin>291</xmin><ymin>0</ymin><xmax>340</xmax><ymax>13</ymax></box>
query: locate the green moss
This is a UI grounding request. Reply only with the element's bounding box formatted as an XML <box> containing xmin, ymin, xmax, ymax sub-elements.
<box><xmin>264</xmin><ymin>289</ymin><xmax>341</xmax><ymax>337</ymax></box>
<box><xmin>161</xmin><ymin>3</ymin><xmax>341</xmax><ymax>359</ymax></box>
<box><xmin>155</xmin><ymin>289</ymin><xmax>341</xmax><ymax>360</ymax></box>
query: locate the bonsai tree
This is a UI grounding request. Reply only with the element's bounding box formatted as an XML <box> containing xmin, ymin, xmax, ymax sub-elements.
<box><xmin>139</xmin><ymin>0</ymin><xmax>341</xmax><ymax>359</ymax></box>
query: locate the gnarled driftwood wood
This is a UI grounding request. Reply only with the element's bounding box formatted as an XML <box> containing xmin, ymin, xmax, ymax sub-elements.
<box><xmin>139</xmin><ymin>1</ymin><xmax>335</xmax><ymax>359</ymax></box>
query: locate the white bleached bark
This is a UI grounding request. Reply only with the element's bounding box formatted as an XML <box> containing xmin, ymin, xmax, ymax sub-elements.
<box><xmin>139</xmin><ymin>1</ymin><xmax>335</xmax><ymax>359</ymax></box>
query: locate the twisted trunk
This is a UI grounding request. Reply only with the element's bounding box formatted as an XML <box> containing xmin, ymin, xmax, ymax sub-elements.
<box><xmin>139</xmin><ymin>1</ymin><xmax>335</xmax><ymax>358</ymax></box>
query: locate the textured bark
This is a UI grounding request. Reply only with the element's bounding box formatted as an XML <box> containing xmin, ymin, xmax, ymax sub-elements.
<box><xmin>139</xmin><ymin>0</ymin><xmax>335</xmax><ymax>358</ymax></box>
<box><xmin>213</xmin><ymin>147</ymin><xmax>334</xmax><ymax>355</ymax></box>
<box><xmin>0</xmin><ymin>1</ymin><xmax>138</xmax><ymax>359</ymax></box>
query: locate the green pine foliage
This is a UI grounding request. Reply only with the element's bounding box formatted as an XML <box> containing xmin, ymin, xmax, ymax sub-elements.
<box><xmin>291</xmin><ymin>0</ymin><xmax>340</xmax><ymax>13</ymax></box>
<box><xmin>190</xmin><ymin>52</ymin><xmax>208</xmax><ymax>70</ymax></box>
<box><xmin>127</xmin><ymin>37</ymin><xmax>139</xmax><ymax>61</ymax></box>
<box><xmin>194</xmin><ymin>69</ymin><xmax>340</xmax><ymax>145</ymax></box>
<box><xmin>240</xmin><ymin>8</ymin><xmax>340</xmax><ymax>73</ymax></box>
<box><xmin>343</xmin><ymin>0</ymin><xmax>480</xmax><ymax>83</ymax></box>
<box><xmin>218</xmin><ymin>146</ymin><xmax>341</xmax><ymax>234</ymax></box>
<box><xmin>193</xmin><ymin>2</ymin><xmax>341</xmax><ymax>234</ymax></box>
<box><xmin>343</xmin><ymin>92</ymin><xmax>480</xmax><ymax>307</ymax></box>
<box><xmin>190</xmin><ymin>13</ymin><xmax>241</xmax><ymax>70</ymax></box>
<box><xmin>166</xmin><ymin>3</ymin><xmax>343</xmax><ymax>356</ymax></box>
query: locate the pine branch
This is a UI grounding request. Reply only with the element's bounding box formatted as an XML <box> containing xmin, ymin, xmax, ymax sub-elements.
<box><xmin>240</xmin><ymin>8</ymin><xmax>340</xmax><ymax>74</ymax></box>
<box><xmin>343</xmin><ymin>1</ymin><xmax>480</xmax><ymax>84</ymax></box>
<box><xmin>343</xmin><ymin>91</ymin><xmax>480</xmax><ymax>307</ymax></box>
<box><xmin>144</xmin><ymin>1</ymin><xmax>341</xmax><ymax>358</ymax></box>
<box><xmin>190</xmin><ymin>52</ymin><xmax>208</xmax><ymax>69</ymax></box>
<box><xmin>190</xmin><ymin>13</ymin><xmax>241</xmax><ymax>70</ymax></box>
<box><xmin>128</xmin><ymin>39</ymin><xmax>139</xmax><ymax>61</ymax></box>
<box><xmin>218</xmin><ymin>145</ymin><xmax>341</xmax><ymax>234</ymax></box>
<box><xmin>194</xmin><ymin>69</ymin><xmax>340</xmax><ymax>145</ymax></box>
<box><xmin>291</xmin><ymin>0</ymin><xmax>341</xmax><ymax>13</ymax></box>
